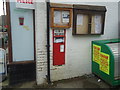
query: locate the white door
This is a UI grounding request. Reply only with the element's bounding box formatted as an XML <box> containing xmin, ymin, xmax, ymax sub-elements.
<box><xmin>10</xmin><ymin>2</ymin><xmax>34</xmax><ymax>62</ymax></box>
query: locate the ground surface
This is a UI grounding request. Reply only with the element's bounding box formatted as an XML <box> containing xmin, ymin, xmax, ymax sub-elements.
<box><xmin>1</xmin><ymin>74</ymin><xmax>120</xmax><ymax>89</ymax></box>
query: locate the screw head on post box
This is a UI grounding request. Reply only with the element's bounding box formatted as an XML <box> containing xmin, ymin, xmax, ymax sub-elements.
<box><xmin>19</xmin><ymin>17</ymin><xmax>24</xmax><ymax>25</ymax></box>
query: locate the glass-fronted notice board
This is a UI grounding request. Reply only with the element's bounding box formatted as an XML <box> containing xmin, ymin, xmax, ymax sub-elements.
<box><xmin>73</xmin><ymin>5</ymin><xmax>107</xmax><ymax>35</ymax></box>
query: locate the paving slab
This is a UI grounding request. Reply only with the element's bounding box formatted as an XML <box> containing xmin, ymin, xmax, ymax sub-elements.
<box><xmin>1</xmin><ymin>74</ymin><xmax>120</xmax><ymax>89</ymax></box>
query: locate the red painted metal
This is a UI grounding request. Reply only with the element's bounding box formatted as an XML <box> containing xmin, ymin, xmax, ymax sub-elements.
<box><xmin>53</xmin><ymin>29</ymin><xmax>66</xmax><ymax>66</ymax></box>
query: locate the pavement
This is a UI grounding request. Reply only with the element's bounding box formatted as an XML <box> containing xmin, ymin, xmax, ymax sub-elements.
<box><xmin>1</xmin><ymin>74</ymin><xmax>120</xmax><ymax>89</ymax></box>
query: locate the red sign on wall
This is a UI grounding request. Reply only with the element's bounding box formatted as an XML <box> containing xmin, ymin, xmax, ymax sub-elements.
<box><xmin>16</xmin><ymin>0</ymin><xmax>35</xmax><ymax>9</ymax></box>
<box><xmin>17</xmin><ymin>0</ymin><xmax>33</xmax><ymax>4</ymax></box>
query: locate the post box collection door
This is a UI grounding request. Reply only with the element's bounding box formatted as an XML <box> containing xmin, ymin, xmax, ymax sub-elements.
<box><xmin>53</xmin><ymin>29</ymin><xmax>66</xmax><ymax>66</ymax></box>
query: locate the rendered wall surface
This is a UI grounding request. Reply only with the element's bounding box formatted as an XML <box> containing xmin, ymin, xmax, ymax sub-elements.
<box><xmin>35</xmin><ymin>2</ymin><xmax>48</xmax><ymax>85</ymax></box>
<box><xmin>35</xmin><ymin>1</ymin><xmax>119</xmax><ymax>84</ymax></box>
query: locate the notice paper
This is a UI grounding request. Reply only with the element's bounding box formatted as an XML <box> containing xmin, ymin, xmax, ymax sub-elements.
<box><xmin>77</xmin><ymin>14</ymin><xmax>83</xmax><ymax>25</ymax></box>
<box><xmin>60</xmin><ymin>45</ymin><xmax>64</xmax><ymax>52</ymax></box>
<box><xmin>94</xmin><ymin>15</ymin><xmax>102</xmax><ymax>33</ymax></box>
<box><xmin>23</xmin><ymin>25</ymin><xmax>30</xmax><ymax>30</ymax></box>
<box><xmin>54</xmin><ymin>11</ymin><xmax>61</xmax><ymax>24</ymax></box>
<box><xmin>62</xmin><ymin>11</ymin><xmax>70</xmax><ymax>23</ymax></box>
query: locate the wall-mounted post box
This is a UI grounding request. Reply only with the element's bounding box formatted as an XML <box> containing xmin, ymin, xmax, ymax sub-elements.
<box><xmin>53</xmin><ymin>29</ymin><xmax>66</xmax><ymax>66</ymax></box>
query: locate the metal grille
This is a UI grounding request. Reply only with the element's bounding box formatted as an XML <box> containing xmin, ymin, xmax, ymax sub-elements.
<box><xmin>106</xmin><ymin>43</ymin><xmax>120</xmax><ymax>80</ymax></box>
<box><xmin>8</xmin><ymin>62</ymin><xmax>36</xmax><ymax>85</ymax></box>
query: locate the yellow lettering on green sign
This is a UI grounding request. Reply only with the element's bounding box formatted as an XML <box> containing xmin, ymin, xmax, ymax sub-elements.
<box><xmin>100</xmin><ymin>52</ymin><xmax>110</xmax><ymax>75</ymax></box>
<box><xmin>93</xmin><ymin>44</ymin><xmax>101</xmax><ymax>64</ymax></box>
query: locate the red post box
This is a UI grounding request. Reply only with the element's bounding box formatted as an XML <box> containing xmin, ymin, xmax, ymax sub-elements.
<box><xmin>53</xmin><ymin>29</ymin><xmax>66</xmax><ymax>66</ymax></box>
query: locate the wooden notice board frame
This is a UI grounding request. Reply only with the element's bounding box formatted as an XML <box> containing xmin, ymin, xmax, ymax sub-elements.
<box><xmin>50</xmin><ymin>7</ymin><xmax>72</xmax><ymax>28</ymax></box>
<box><xmin>73</xmin><ymin>5</ymin><xmax>107</xmax><ymax>35</ymax></box>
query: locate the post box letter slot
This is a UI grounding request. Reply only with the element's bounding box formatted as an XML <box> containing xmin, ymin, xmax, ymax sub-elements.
<box><xmin>54</xmin><ymin>37</ymin><xmax>64</xmax><ymax>43</ymax></box>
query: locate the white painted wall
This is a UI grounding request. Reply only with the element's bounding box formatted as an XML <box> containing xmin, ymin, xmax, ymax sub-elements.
<box><xmin>50</xmin><ymin>2</ymin><xmax>119</xmax><ymax>81</ymax></box>
<box><xmin>35</xmin><ymin>2</ymin><xmax>48</xmax><ymax>85</ymax></box>
<box><xmin>36</xmin><ymin>1</ymin><xmax>119</xmax><ymax>84</ymax></box>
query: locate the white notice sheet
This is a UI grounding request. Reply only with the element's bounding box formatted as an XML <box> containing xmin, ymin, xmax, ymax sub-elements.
<box><xmin>60</xmin><ymin>45</ymin><xmax>64</xmax><ymax>52</ymax></box>
<box><xmin>77</xmin><ymin>14</ymin><xmax>83</xmax><ymax>25</ymax></box>
<box><xmin>62</xmin><ymin>11</ymin><xmax>70</xmax><ymax>23</ymax></box>
<box><xmin>54</xmin><ymin>11</ymin><xmax>61</xmax><ymax>24</ymax></box>
<box><xmin>94</xmin><ymin>15</ymin><xmax>102</xmax><ymax>33</ymax></box>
